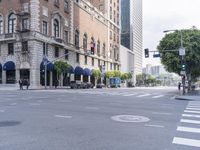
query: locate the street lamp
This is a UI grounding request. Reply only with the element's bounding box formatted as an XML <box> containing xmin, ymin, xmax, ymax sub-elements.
<box><xmin>163</xmin><ymin>29</ymin><xmax>186</xmax><ymax>94</ymax></box>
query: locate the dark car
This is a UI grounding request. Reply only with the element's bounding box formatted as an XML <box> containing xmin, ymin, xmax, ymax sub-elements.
<box><xmin>96</xmin><ymin>83</ymin><xmax>105</xmax><ymax>88</ymax></box>
<box><xmin>70</xmin><ymin>81</ymin><xmax>77</xmax><ymax>89</ymax></box>
<box><xmin>86</xmin><ymin>82</ymin><xmax>94</xmax><ymax>88</ymax></box>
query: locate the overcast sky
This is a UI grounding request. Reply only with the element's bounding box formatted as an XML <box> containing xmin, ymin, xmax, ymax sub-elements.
<box><xmin>143</xmin><ymin>0</ymin><xmax>200</xmax><ymax>67</ymax></box>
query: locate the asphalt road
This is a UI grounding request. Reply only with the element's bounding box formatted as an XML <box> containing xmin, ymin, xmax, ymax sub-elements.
<box><xmin>0</xmin><ymin>87</ymin><xmax>199</xmax><ymax>150</ymax></box>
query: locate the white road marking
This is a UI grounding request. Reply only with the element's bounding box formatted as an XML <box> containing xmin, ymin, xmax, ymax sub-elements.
<box><xmin>137</xmin><ymin>94</ymin><xmax>151</xmax><ymax>98</ymax></box>
<box><xmin>181</xmin><ymin>119</ymin><xmax>200</xmax><ymax>124</ymax></box>
<box><xmin>152</xmin><ymin>95</ymin><xmax>164</xmax><ymax>99</ymax></box>
<box><xmin>186</xmin><ymin>107</ymin><xmax>200</xmax><ymax>111</ymax></box>
<box><xmin>10</xmin><ymin>103</ymin><xmax>17</xmax><ymax>106</ymax></box>
<box><xmin>152</xmin><ymin>112</ymin><xmax>172</xmax><ymax>115</ymax></box>
<box><xmin>123</xmin><ymin>93</ymin><xmax>138</xmax><ymax>97</ymax></box>
<box><xmin>173</xmin><ymin>137</ymin><xmax>200</xmax><ymax>147</ymax></box>
<box><xmin>177</xmin><ymin>126</ymin><xmax>200</xmax><ymax>133</ymax></box>
<box><xmin>187</xmin><ymin>105</ymin><xmax>200</xmax><ymax>108</ymax></box>
<box><xmin>184</xmin><ymin>110</ymin><xmax>200</xmax><ymax>114</ymax></box>
<box><xmin>29</xmin><ymin>103</ymin><xmax>41</xmax><ymax>106</ymax></box>
<box><xmin>182</xmin><ymin>114</ymin><xmax>200</xmax><ymax>118</ymax></box>
<box><xmin>0</xmin><ymin>110</ymin><xmax>5</xmax><ymax>112</ymax></box>
<box><xmin>145</xmin><ymin>124</ymin><xmax>165</xmax><ymax>128</ymax></box>
<box><xmin>54</xmin><ymin>115</ymin><xmax>72</xmax><ymax>119</ymax></box>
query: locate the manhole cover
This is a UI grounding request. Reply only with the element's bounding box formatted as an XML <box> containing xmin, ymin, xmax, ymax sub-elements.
<box><xmin>111</xmin><ymin>115</ymin><xmax>150</xmax><ymax>123</ymax></box>
<box><xmin>0</xmin><ymin>121</ymin><xmax>21</xmax><ymax>127</ymax></box>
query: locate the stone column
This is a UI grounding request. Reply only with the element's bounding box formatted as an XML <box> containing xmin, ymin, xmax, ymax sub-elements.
<box><xmin>70</xmin><ymin>74</ymin><xmax>74</xmax><ymax>81</ymax></box>
<box><xmin>81</xmin><ymin>75</ymin><xmax>83</xmax><ymax>82</ymax></box>
<box><xmin>2</xmin><ymin>71</ymin><xmax>6</xmax><ymax>84</ymax></box>
<box><xmin>30</xmin><ymin>69</ymin><xmax>40</xmax><ymax>89</ymax></box>
<box><xmin>16</xmin><ymin>69</ymin><xmax>20</xmax><ymax>83</ymax></box>
<box><xmin>50</xmin><ymin>72</ymin><xmax>53</xmax><ymax>87</ymax></box>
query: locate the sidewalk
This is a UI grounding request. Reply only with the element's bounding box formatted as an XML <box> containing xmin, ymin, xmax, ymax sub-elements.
<box><xmin>175</xmin><ymin>88</ymin><xmax>200</xmax><ymax>101</ymax></box>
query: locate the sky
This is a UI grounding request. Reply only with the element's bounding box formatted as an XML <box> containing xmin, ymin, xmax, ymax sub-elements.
<box><xmin>143</xmin><ymin>0</ymin><xmax>200</xmax><ymax>67</ymax></box>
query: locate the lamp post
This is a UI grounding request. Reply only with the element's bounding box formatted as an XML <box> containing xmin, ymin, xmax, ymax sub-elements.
<box><xmin>163</xmin><ymin>29</ymin><xmax>186</xmax><ymax>94</ymax></box>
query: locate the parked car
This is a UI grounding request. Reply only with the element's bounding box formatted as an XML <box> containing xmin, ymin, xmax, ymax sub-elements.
<box><xmin>96</xmin><ymin>83</ymin><xmax>105</xmax><ymax>88</ymax></box>
<box><xmin>86</xmin><ymin>82</ymin><xmax>94</xmax><ymax>88</ymax></box>
<box><xmin>70</xmin><ymin>81</ymin><xmax>77</xmax><ymax>89</ymax></box>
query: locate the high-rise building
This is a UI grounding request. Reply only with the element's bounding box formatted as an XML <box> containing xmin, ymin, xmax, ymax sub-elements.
<box><xmin>121</xmin><ymin>0</ymin><xmax>143</xmax><ymax>76</ymax></box>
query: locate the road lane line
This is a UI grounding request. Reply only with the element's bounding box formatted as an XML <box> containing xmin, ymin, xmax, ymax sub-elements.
<box><xmin>184</xmin><ymin>110</ymin><xmax>200</xmax><ymax>114</ymax></box>
<box><xmin>182</xmin><ymin>114</ymin><xmax>200</xmax><ymax>118</ymax></box>
<box><xmin>181</xmin><ymin>119</ymin><xmax>200</xmax><ymax>124</ymax></box>
<box><xmin>54</xmin><ymin>115</ymin><xmax>72</xmax><ymax>119</ymax></box>
<box><xmin>152</xmin><ymin>112</ymin><xmax>172</xmax><ymax>115</ymax></box>
<box><xmin>137</xmin><ymin>94</ymin><xmax>151</xmax><ymax>98</ymax></box>
<box><xmin>145</xmin><ymin>124</ymin><xmax>165</xmax><ymax>128</ymax></box>
<box><xmin>152</xmin><ymin>95</ymin><xmax>164</xmax><ymax>99</ymax></box>
<box><xmin>10</xmin><ymin>103</ymin><xmax>17</xmax><ymax>106</ymax></box>
<box><xmin>173</xmin><ymin>137</ymin><xmax>200</xmax><ymax>147</ymax></box>
<box><xmin>177</xmin><ymin>126</ymin><xmax>200</xmax><ymax>133</ymax></box>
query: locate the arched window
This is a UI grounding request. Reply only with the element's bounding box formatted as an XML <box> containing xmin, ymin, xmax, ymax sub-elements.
<box><xmin>75</xmin><ymin>30</ymin><xmax>79</xmax><ymax>48</ymax></box>
<box><xmin>54</xmin><ymin>19</ymin><xmax>59</xmax><ymax>37</ymax></box>
<box><xmin>0</xmin><ymin>15</ymin><xmax>3</xmax><ymax>34</ymax></box>
<box><xmin>83</xmin><ymin>33</ymin><xmax>87</xmax><ymax>51</ymax></box>
<box><xmin>8</xmin><ymin>13</ymin><xmax>16</xmax><ymax>33</ymax></box>
<box><xmin>97</xmin><ymin>40</ymin><xmax>100</xmax><ymax>56</ymax></box>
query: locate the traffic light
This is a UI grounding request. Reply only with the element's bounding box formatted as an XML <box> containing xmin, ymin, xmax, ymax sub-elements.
<box><xmin>144</xmin><ymin>48</ymin><xmax>149</xmax><ymax>58</ymax></box>
<box><xmin>181</xmin><ymin>64</ymin><xmax>186</xmax><ymax>71</ymax></box>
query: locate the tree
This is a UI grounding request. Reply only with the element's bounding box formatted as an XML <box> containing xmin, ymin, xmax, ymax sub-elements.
<box><xmin>54</xmin><ymin>60</ymin><xmax>70</xmax><ymax>85</ymax></box>
<box><xmin>92</xmin><ymin>69</ymin><xmax>101</xmax><ymax>86</ymax></box>
<box><xmin>113</xmin><ymin>71</ymin><xmax>121</xmax><ymax>77</ymax></box>
<box><xmin>157</xmin><ymin>29</ymin><xmax>200</xmax><ymax>86</ymax></box>
<box><xmin>105</xmin><ymin>71</ymin><xmax>115</xmax><ymax>78</ymax></box>
<box><xmin>121</xmin><ymin>73</ymin><xmax>129</xmax><ymax>81</ymax></box>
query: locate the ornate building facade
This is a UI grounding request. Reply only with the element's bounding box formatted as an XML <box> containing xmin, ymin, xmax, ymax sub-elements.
<box><xmin>0</xmin><ymin>0</ymin><xmax>120</xmax><ymax>88</ymax></box>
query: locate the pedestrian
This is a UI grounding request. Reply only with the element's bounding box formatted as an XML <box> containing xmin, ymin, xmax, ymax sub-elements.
<box><xmin>26</xmin><ymin>79</ymin><xmax>30</xmax><ymax>90</ymax></box>
<box><xmin>178</xmin><ymin>82</ymin><xmax>181</xmax><ymax>90</ymax></box>
<box><xmin>19</xmin><ymin>79</ymin><xmax>23</xmax><ymax>90</ymax></box>
<box><xmin>55</xmin><ymin>79</ymin><xmax>59</xmax><ymax>89</ymax></box>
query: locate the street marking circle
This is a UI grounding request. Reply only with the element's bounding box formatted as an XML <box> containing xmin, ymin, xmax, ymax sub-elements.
<box><xmin>111</xmin><ymin>115</ymin><xmax>150</xmax><ymax>123</ymax></box>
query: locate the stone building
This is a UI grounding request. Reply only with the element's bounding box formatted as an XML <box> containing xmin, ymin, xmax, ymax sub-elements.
<box><xmin>0</xmin><ymin>0</ymin><xmax>120</xmax><ymax>88</ymax></box>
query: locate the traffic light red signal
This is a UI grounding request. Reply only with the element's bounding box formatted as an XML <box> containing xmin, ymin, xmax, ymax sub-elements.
<box><xmin>144</xmin><ymin>48</ymin><xmax>149</xmax><ymax>58</ymax></box>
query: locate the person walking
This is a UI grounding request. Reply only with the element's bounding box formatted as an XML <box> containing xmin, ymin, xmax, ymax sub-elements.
<box><xmin>26</xmin><ymin>79</ymin><xmax>30</xmax><ymax>90</ymax></box>
<box><xmin>19</xmin><ymin>79</ymin><xmax>23</xmax><ymax>90</ymax></box>
<box><xmin>55</xmin><ymin>79</ymin><xmax>59</xmax><ymax>89</ymax></box>
<box><xmin>178</xmin><ymin>82</ymin><xmax>181</xmax><ymax>91</ymax></box>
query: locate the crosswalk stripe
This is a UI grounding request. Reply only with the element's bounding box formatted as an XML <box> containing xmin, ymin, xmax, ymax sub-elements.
<box><xmin>173</xmin><ymin>137</ymin><xmax>200</xmax><ymax>147</ymax></box>
<box><xmin>152</xmin><ymin>95</ymin><xmax>164</xmax><ymax>99</ymax></box>
<box><xmin>182</xmin><ymin>114</ymin><xmax>200</xmax><ymax>118</ymax></box>
<box><xmin>186</xmin><ymin>107</ymin><xmax>200</xmax><ymax>111</ymax></box>
<box><xmin>177</xmin><ymin>126</ymin><xmax>200</xmax><ymax>133</ymax></box>
<box><xmin>187</xmin><ymin>105</ymin><xmax>200</xmax><ymax>108</ymax></box>
<box><xmin>181</xmin><ymin>119</ymin><xmax>200</xmax><ymax>124</ymax></box>
<box><xmin>184</xmin><ymin>110</ymin><xmax>200</xmax><ymax>114</ymax></box>
<box><xmin>137</xmin><ymin>94</ymin><xmax>151</xmax><ymax>98</ymax></box>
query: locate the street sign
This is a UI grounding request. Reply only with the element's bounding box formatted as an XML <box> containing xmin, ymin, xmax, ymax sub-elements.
<box><xmin>153</xmin><ymin>53</ymin><xmax>160</xmax><ymax>58</ymax></box>
<box><xmin>180</xmin><ymin>71</ymin><xmax>186</xmax><ymax>75</ymax></box>
<box><xmin>179</xmin><ymin>48</ymin><xmax>185</xmax><ymax>56</ymax></box>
